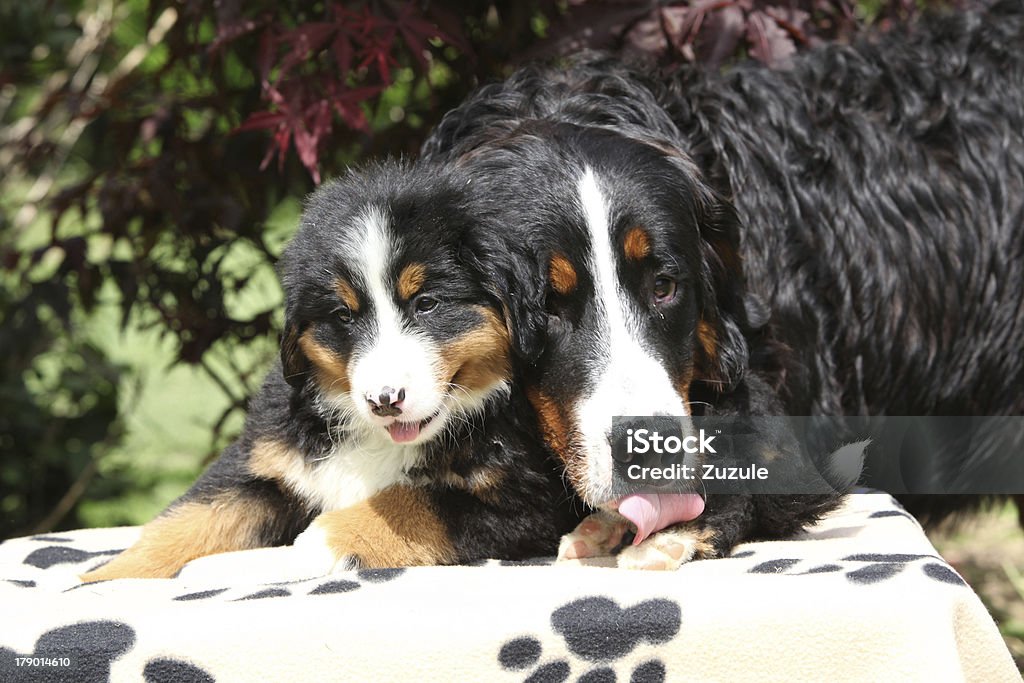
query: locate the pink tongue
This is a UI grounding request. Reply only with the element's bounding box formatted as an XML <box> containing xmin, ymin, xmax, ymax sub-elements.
<box><xmin>387</xmin><ymin>421</ymin><xmax>422</xmax><ymax>443</ymax></box>
<box><xmin>616</xmin><ymin>493</ymin><xmax>705</xmax><ymax>546</ymax></box>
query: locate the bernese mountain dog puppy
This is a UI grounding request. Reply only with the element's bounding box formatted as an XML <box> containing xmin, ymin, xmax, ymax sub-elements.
<box><xmin>81</xmin><ymin>162</ymin><xmax>582</xmax><ymax>582</ymax></box>
<box><xmin>421</xmin><ymin>1</ymin><xmax>1024</xmax><ymax>567</ymax></box>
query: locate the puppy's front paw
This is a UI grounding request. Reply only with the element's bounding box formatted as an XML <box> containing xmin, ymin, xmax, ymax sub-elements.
<box><xmin>557</xmin><ymin>510</ymin><xmax>631</xmax><ymax>561</ymax></box>
<box><xmin>616</xmin><ymin>526</ymin><xmax>717</xmax><ymax>571</ymax></box>
<box><xmin>291</xmin><ymin>520</ymin><xmax>361</xmax><ymax>576</ymax></box>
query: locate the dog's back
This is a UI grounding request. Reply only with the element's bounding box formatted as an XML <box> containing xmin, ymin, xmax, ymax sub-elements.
<box><xmin>669</xmin><ymin>2</ymin><xmax>1024</xmax><ymax>419</ymax></box>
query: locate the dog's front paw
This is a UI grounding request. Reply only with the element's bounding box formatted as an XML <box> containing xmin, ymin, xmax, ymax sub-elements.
<box><xmin>616</xmin><ymin>526</ymin><xmax>717</xmax><ymax>571</ymax></box>
<box><xmin>557</xmin><ymin>510</ymin><xmax>631</xmax><ymax>561</ymax></box>
<box><xmin>291</xmin><ymin>519</ymin><xmax>362</xmax><ymax>576</ymax></box>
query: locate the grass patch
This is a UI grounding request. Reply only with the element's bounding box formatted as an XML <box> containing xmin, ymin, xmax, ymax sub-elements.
<box><xmin>930</xmin><ymin>502</ymin><xmax>1024</xmax><ymax>671</ymax></box>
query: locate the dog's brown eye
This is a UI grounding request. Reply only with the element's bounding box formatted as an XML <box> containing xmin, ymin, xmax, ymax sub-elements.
<box><xmin>414</xmin><ymin>295</ymin><xmax>439</xmax><ymax>315</ymax></box>
<box><xmin>653</xmin><ymin>276</ymin><xmax>677</xmax><ymax>304</ymax></box>
<box><xmin>337</xmin><ymin>305</ymin><xmax>354</xmax><ymax>323</ymax></box>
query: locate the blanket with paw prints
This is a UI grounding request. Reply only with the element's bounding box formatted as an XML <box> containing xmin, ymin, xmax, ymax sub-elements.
<box><xmin>0</xmin><ymin>491</ymin><xmax>1018</xmax><ymax>682</ymax></box>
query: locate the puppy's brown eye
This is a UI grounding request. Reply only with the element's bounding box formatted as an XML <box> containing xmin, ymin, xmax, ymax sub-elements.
<box><xmin>414</xmin><ymin>295</ymin><xmax>439</xmax><ymax>315</ymax></box>
<box><xmin>653</xmin><ymin>276</ymin><xmax>677</xmax><ymax>304</ymax></box>
<box><xmin>337</xmin><ymin>305</ymin><xmax>354</xmax><ymax>323</ymax></box>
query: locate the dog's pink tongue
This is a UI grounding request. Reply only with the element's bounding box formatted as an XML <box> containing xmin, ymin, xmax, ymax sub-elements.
<box><xmin>387</xmin><ymin>421</ymin><xmax>421</xmax><ymax>443</ymax></box>
<box><xmin>617</xmin><ymin>494</ymin><xmax>705</xmax><ymax>546</ymax></box>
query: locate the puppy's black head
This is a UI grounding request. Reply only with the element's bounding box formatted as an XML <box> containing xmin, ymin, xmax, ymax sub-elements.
<box><xmin>280</xmin><ymin>161</ymin><xmax>512</xmax><ymax>446</ymax></box>
<box><xmin>461</xmin><ymin>122</ymin><xmax>754</xmax><ymax>504</ymax></box>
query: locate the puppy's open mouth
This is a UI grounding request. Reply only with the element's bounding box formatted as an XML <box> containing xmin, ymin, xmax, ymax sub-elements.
<box><xmin>385</xmin><ymin>410</ymin><xmax>441</xmax><ymax>444</ymax></box>
<box><xmin>383</xmin><ymin>382</ymin><xmax>460</xmax><ymax>444</ymax></box>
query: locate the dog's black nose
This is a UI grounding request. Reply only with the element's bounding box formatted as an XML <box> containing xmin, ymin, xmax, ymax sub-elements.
<box><xmin>610</xmin><ymin>418</ymin><xmax>646</xmax><ymax>463</ymax></box>
<box><xmin>366</xmin><ymin>386</ymin><xmax>405</xmax><ymax>417</ymax></box>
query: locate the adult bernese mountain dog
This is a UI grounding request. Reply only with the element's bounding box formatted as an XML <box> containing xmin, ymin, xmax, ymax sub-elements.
<box><xmin>82</xmin><ymin>162</ymin><xmax>582</xmax><ymax>581</ymax></box>
<box><xmin>421</xmin><ymin>1</ymin><xmax>1024</xmax><ymax>568</ymax></box>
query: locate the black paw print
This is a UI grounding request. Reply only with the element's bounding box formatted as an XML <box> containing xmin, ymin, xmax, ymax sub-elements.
<box><xmin>24</xmin><ymin>545</ymin><xmax>125</xmax><ymax>570</ymax></box>
<box><xmin>143</xmin><ymin>657</ymin><xmax>215</xmax><ymax>683</ymax></box>
<box><xmin>170</xmin><ymin>567</ymin><xmax>407</xmax><ymax>602</ymax></box>
<box><xmin>0</xmin><ymin>620</ymin><xmax>136</xmax><ymax>682</ymax></box>
<box><xmin>498</xmin><ymin>596</ymin><xmax>678</xmax><ymax>682</ymax></box>
<box><xmin>744</xmin><ymin>552</ymin><xmax>966</xmax><ymax>586</ymax></box>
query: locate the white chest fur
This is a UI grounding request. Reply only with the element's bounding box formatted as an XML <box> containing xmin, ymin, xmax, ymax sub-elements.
<box><xmin>278</xmin><ymin>436</ymin><xmax>425</xmax><ymax>512</ymax></box>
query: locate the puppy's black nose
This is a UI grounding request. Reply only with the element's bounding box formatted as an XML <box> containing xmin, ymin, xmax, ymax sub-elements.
<box><xmin>366</xmin><ymin>386</ymin><xmax>405</xmax><ymax>417</ymax></box>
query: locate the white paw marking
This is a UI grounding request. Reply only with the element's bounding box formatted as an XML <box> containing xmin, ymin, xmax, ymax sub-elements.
<box><xmin>557</xmin><ymin>510</ymin><xmax>631</xmax><ymax>561</ymax></box>
<box><xmin>616</xmin><ymin>529</ymin><xmax>701</xmax><ymax>571</ymax></box>
<box><xmin>291</xmin><ymin>521</ymin><xmax>359</xmax><ymax>576</ymax></box>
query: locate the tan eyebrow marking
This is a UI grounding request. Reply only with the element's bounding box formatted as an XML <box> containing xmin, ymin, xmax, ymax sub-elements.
<box><xmin>549</xmin><ymin>253</ymin><xmax>578</xmax><ymax>295</ymax></box>
<box><xmin>623</xmin><ymin>226</ymin><xmax>651</xmax><ymax>262</ymax></box>
<box><xmin>397</xmin><ymin>263</ymin><xmax>427</xmax><ymax>300</ymax></box>
<box><xmin>335</xmin><ymin>278</ymin><xmax>360</xmax><ymax>311</ymax></box>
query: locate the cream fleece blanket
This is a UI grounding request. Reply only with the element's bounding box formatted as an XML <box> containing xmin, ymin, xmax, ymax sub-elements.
<box><xmin>0</xmin><ymin>491</ymin><xmax>1018</xmax><ymax>682</ymax></box>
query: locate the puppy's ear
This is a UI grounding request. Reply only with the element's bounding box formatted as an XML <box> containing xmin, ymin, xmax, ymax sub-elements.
<box><xmin>694</xmin><ymin>193</ymin><xmax>761</xmax><ymax>391</ymax></box>
<box><xmin>280</xmin><ymin>318</ymin><xmax>310</xmax><ymax>388</ymax></box>
<box><xmin>501</xmin><ymin>257</ymin><xmax>549</xmax><ymax>363</ymax></box>
<box><xmin>460</xmin><ymin>236</ymin><xmax>548</xmax><ymax>364</ymax></box>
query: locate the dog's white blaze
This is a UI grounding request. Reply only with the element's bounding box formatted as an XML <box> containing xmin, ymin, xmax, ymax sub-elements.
<box><xmin>575</xmin><ymin>168</ymin><xmax>688</xmax><ymax>503</ymax></box>
<box><xmin>348</xmin><ymin>206</ymin><xmax>445</xmax><ymax>430</ymax></box>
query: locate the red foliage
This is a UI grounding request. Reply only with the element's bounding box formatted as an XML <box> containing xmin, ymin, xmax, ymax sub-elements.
<box><xmin>226</xmin><ymin>2</ymin><xmax>468</xmax><ymax>183</ymax></box>
<box><xmin>214</xmin><ymin>1</ymin><xmax>962</xmax><ymax>182</ymax></box>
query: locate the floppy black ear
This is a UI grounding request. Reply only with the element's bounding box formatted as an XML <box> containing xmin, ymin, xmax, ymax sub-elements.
<box><xmin>459</xmin><ymin>233</ymin><xmax>548</xmax><ymax>364</ymax></box>
<box><xmin>694</xmin><ymin>191</ymin><xmax>762</xmax><ymax>391</ymax></box>
<box><xmin>636</xmin><ymin>143</ymin><xmax>761</xmax><ymax>392</ymax></box>
<box><xmin>280</xmin><ymin>317</ymin><xmax>311</xmax><ymax>388</ymax></box>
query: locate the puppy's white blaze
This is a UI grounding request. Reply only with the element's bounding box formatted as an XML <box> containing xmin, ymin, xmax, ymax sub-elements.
<box><xmin>348</xmin><ymin>206</ymin><xmax>445</xmax><ymax>427</ymax></box>
<box><xmin>575</xmin><ymin>168</ymin><xmax>688</xmax><ymax>504</ymax></box>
